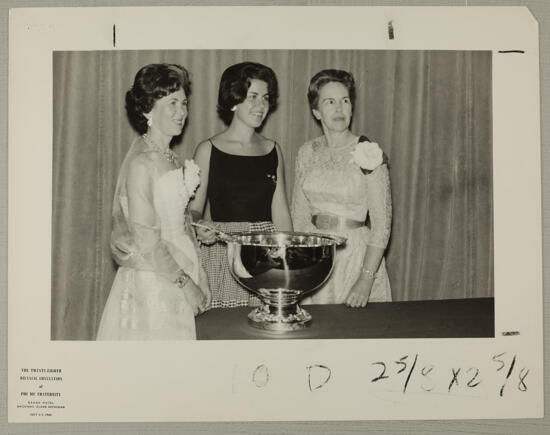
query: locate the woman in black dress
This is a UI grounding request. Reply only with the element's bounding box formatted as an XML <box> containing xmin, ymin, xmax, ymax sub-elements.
<box><xmin>190</xmin><ymin>61</ymin><xmax>292</xmax><ymax>308</ymax></box>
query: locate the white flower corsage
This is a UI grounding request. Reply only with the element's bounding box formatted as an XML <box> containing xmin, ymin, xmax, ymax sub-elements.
<box><xmin>349</xmin><ymin>138</ymin><xmax>387</xmax><ymax>174</ymax></box>
<box><xmin>183</xmin><ymin>159</ymin><xmax>201</xmax><ymax>198</ymax></box>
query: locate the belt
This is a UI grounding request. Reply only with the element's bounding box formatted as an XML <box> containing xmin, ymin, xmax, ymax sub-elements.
<box><xmin>312</xmin><ymin>214</ymin><xmax>364</xmax><ymax>231</ymax></box>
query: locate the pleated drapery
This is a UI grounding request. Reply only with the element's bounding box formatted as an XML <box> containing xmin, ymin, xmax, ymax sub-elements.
<box><xmin>52</xmin><ymin>50</ymin><xmax>492</xmax><ymax>340</ymax></box>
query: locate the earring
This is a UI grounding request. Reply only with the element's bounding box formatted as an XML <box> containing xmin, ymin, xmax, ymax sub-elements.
<box><xmin>230</xmin><ymin>106</ymin><xmax>237</xmax><ymax>112</ymax></box>
<box><xmin>147</xmin><ymin>117</ymin><xmax>153</xmax><ymax>127</ymax></box>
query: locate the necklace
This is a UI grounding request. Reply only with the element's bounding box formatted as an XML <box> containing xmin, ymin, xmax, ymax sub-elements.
<box><xmin>142</xmin><ymin>133</ymin><xmax>179</xmax><ymax>166</ymax></box>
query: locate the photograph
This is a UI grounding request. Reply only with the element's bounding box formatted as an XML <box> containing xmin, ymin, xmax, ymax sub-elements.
<box><xmin>8</xmin><ymin>5</ymin><xmax>543</xmax><ymax>424</ymax></box>
<box><xmin>51</xmin><ymin>49</ymin><xmax>494</xmax><ymax>341</ymax></box>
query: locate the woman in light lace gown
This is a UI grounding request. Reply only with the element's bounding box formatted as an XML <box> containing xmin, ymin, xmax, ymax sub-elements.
<box><xmin>96</xmin><ymin>64</ymin><xmax>210</xmax><ymax>340</ymax></box>
<box><xmin>292</xmin><ymin>69</ymin><xmax>392</xmax><ymax>307</ymax></box>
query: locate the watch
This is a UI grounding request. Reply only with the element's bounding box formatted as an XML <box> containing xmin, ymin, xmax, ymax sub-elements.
<box><xmin>174</xmin><ymin>270</ymin><xmax>190</xmax><ymax>288</ymax></box>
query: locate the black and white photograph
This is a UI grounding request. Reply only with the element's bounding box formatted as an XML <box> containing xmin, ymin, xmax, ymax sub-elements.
<box><xmin>7</xmin><ymin>6</ymin><xmax>543</xmax><ymax>423</ymax></box>
<box><xmin>51</xmin><ymin>49</ymin><xmax>494</xmax><ymax>341</ymax></box>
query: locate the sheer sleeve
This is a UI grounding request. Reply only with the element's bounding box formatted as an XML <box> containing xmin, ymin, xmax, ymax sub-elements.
<box><xmin>291</xmin><ymin>145</ymin><xmax>315</xmax><ymax>232</ymax></box>
<box><xmin>365</xmin><ymin>163</ymin><xmax>392</xmax><ymax>249</ymax></box>
<box><xmin>110</xmin><ymin>156</ymin><xmax>182</xmax><ymax>282</ymax></box>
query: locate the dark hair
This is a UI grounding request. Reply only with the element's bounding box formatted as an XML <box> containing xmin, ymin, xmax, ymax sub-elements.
<box><xmin>217</xmin><ymin>62</ymin><xmax>279</xmax><ymax>125</ymax></box>
<box><xmin>307</xmin><ymin>69</ymin><xmax>356</xmax><ymax>111</ymax></box>
<box><xmin>125</xmin><ymin>63</ymin><xmax>191</xmax><ymax>134</ymax></box>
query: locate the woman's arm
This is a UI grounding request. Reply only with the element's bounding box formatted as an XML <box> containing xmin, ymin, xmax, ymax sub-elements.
<box><xmin>188</xmin><ymin>140</ymin><xmax>217</xmax><ymax>244</ymax></box>
<box><xmin>116</xmin><ymin>156</ymin><xmax>208</xmax><ymax>313</ymax></box>
<box><xmin>189</xmin><ymin>140</ymin><xmax>211</xmax><ymax>222</ymax></box>
<box><xmin>290</xmin><ymin>145</ymin><xmax>315</xmax><ymax>232</ymax></box>
<box><xmin>115</xmin><ymin>156</ymin><xmax>188</xmax><ymax>282</ymax></box>
<box><xmin>346</xmin><ymin>163</ymin><xmax>392</xmax><ymax>307</ymax></box>
<box><xmin>271</xmin><ymin>143</ymin><xmax>293</xmax><ymax>231</ymax></box>
<box><xmin>364</xmin><ymin>164</ymin><xmax>392</xmax><ymax>250</ymax></box>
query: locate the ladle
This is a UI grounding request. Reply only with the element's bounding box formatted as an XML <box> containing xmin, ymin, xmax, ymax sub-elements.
<box><xmin>191</xmin><ymin>222</ymin><xmax>237</xmax><ymax>243</ymax></box>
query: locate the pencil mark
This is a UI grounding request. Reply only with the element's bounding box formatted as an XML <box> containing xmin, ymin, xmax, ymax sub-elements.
<box><xmin>518</xmin><ymin>368</ymin><xmax>529</xmax><ymax>392</ymax></box>
<box><xmin>252</xmin><ymin>364</ymin><xmax>269</xmax><ymax>388</ymax></box>
<box><xmin>448</xmin><ymin>368</ymin><xmax>460</xmax><ymax>392</ymax></box>
<box><xmin>307</xmin><ymin>365</ymin><xmax>331</xmax><ymax>391</ymax></box>
<box><xmin>466</xmin><ymin>367</ymin><xmax>481</xmax><ymax>388</ymax></box>
<box><xmin>388</xmin><ymin>21</ymin><xmax>394</xmax><ymax>40</ymax></box>
<box><xmin>231</xmin><ymin>364</ymin><xmax>238</xmax><ymax>394</ymax></box>
<box><xmin>395</xmin><ymin>355</ymin><xmax>408</xmax><ymax>374</ymax></box>
<box><xmin>492</xmin><ymin>352</ymin><xmax>506</xmax><ymax>371</ymax></box>
<box><xmin>371</xmin><ymin>362</ymin><xmax>389</xmax><ymax>382</ymax></box>
<box><xmin>420</xmin><ymin>365</ymin><xmax>435</xmax><ymax>392</ymax></box>
<box><xmin>498</xmin><ymin>50</ymin><xmax>525</xmax><ymax>54</ymax></box>
<box><xmin>499</xmin><ymin>354</ymin><xmax>516</xmax><ymax>397</ymax></box>
<box><xmin>502</xmin><ymin>331</ymin><xmax>520</xmax><ymax>336</ymax></box>
<box><xmin>403</xmin><ymin>354</ymin><xmax>418</xmax><ymax>393</ymax></box>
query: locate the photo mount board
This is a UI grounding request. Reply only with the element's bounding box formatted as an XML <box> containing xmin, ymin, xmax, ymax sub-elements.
<box><xmin>8</xmin><ymin>6</ymin><xmax>543</xmax><ymax>422</ymax></box>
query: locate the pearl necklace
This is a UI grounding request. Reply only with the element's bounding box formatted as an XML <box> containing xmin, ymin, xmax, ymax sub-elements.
<box><xmin>142</xmin><ymin>134</ymin><xmax>179</xmax><ymax>166</ymax></box>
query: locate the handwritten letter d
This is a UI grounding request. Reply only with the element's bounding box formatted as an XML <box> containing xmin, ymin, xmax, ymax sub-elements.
<box><xmin>307</xmin><ymin>365</ymin><xmax>332</xmax><ymax>391</ymax></box>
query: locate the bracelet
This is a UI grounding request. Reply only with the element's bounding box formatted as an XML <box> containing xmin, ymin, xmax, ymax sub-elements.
<box><xmin>174</xmin><ymin>270</ymin><xmax>190</xmax><ymax>288</ymax></box>
<box><xmin>360</xmin><ymin>267</ymin><xmax>376</xmax><ymax>279</ymax></box>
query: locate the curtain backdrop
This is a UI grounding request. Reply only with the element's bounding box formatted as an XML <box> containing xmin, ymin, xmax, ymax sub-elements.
<box><xmin>52</xmin><ymin>50</ymin><xmax>493</xmax><ymax>340</ymax></box>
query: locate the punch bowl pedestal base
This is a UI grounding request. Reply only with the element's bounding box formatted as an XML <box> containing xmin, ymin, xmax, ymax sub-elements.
<box><xmin>226</xmin><ymin>231</ymin><xmax>346</xmax><ymax>332</ymax></box>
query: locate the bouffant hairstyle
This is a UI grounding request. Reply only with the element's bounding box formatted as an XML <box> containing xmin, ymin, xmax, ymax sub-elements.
<box><xmin>217</xmin><ymin>62</ymin><xmax>279</xmax><ymax>126</ymax></box>
<box><xmin>125</xmin><ymin>63</ymin><xmax>191</xmax><ymax>134</ymax></box>
<box><xmin>307</xmin><ymin>69</ymin><xmax>356</xmax><ymax>111</ymax></box>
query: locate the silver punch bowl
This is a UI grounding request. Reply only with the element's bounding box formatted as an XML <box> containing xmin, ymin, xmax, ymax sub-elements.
<box><xmin>226</xmin><ymin>231</ymin><xmax>346</xmax><ymax>331</ymax></box>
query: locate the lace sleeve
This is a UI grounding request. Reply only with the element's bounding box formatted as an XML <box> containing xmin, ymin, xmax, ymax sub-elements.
<box><xmin>110</xmin><ymin>156</ymin><xmax>183</xmax><ymax>282</ymax></box>
<box><xmin>291</xmin><ymin>146</ymin><xmax>315</xmax><ymax>232</ymax></box>
<box><xmin>365</xmin><ymin>163</ymin><xmax>392</xmax><ymax>249</ymax></box>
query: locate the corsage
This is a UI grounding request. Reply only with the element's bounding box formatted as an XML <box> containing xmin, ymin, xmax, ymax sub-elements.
<box><xmin>176</xmin><ymin>159</ymin><xmax>200</xmax><ymax>209</ymax></box>
<box><xmin>349</xmin><ymin>136</ymin><xmax>388</xmax><ymax>174</ymax></box>
<box><xmin>183</xmin><ymin>159</ymin><xmax>201</xmax><ymax>197</ymax></box>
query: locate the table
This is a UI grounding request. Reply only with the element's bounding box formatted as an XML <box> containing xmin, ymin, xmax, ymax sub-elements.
<box><xmin>196</xmin><ymin>297</ymin><xmax>494</xmax><ymax>340</ymax></box>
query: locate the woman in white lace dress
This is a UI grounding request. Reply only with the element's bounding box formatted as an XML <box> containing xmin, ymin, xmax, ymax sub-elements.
<box><xmin>96</xmin><ymin>64</ymin><xmax>210</xmax><ymax>340</ymax></box>
<box><xmin>292</xmin><ymin>69</ymin><xmax>392</xmax><ymax>307</ymax></box>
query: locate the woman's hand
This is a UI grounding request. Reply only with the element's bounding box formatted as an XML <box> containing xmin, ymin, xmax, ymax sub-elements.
<box><xmin>345</xmin><ymin>275</ymin><xmax>374</xmax><ymax>308</ymax></box>
<box><xmin>185</xmin><ymin>279</ymin><xmax>209</xmax><ymax>316</ymax></box>
<box><xmin>199</xmin><ymin>266</ymin><xmax>212</xmax><ymax>310</ymax></box>
<box><xmin>194</xmin><ymin>220</ymin><xmax>217</xmax><ymax>245</ymax></box>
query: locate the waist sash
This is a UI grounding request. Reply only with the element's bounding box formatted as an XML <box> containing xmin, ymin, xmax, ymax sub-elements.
<box><xmin>312</xmin><ymin>214</ymin><xmax>364</xmax><ymax>231</ymax></box>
